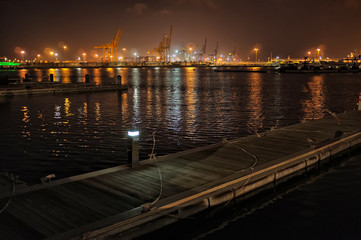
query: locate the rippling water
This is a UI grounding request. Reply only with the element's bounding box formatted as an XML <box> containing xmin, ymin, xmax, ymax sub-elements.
<box><xmin>0</xmin><ymin>68</ymin><xmax>361</xmax><ymax>185</ymax></box>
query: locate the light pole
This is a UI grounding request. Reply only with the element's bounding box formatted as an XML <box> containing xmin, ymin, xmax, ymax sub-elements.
<box><xmin>63</xmin><ymin>45</ymin><xmax>67</xmax><ymax>61</ymax></box>
<box><xmin>254</xmin><ymin>48</ymin><xmax>259</xmax><ymax>62</ymax></box>
<box><xmin>50</xmin><ymin>51</ymin><xmax>54</xmax><ymax>62</ymax></box>
<box><xmin>122</xmin><ymin>48</ymin><xmax>127</xmax><ymax>59</ymax></box>
<box><xmin>317</xmin><ymin>48</ymin><xmax>320</xmax><ymax>60</ymax></box>
<box><xmin>82</xmin><ymin>53</ymin><xmax>86</xmax><ymax>61</ymax></box>
<box><xmin>21</xmin><ymin>50</ymin><xmax>25</xmax><ymax>62</ymax></box>
<box><xmin>37</xmin><ymin>54</ymin><xmax>41</xmax><ymax>63</ymax></box>
<box><xmin>308</xmin><ymin>51</ymin><xmax>311</xmax><ymax>61</ymax></box>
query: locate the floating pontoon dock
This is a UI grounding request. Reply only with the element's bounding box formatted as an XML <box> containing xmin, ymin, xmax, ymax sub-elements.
<box><xmin>0</xmin><ymin>111</ymin><xmax>361</xmax><ymax>239</ymax></box>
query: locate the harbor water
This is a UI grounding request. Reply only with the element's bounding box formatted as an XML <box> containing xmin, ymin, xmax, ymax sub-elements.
<box><xmin>1</xmin><ymin>67</ymin><xmax>361</xmax><ymax>239</ymax></box>
<box><xmin>0</xmin><ymin>67</ymin><xmax>360</xmax><ymax>183</ymax></box>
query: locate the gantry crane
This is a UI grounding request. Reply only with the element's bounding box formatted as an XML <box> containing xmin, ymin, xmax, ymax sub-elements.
<box><xmin>154</xmin><ymin>25</ymin><xmax>172</xmax><ymax>62</ymax></box>
<box><xmin>200</xmin><ymin>38</ymin><xmax>207</xmax><ymax>60</ymax></box>
<box><xmin>94</xmin><ymin>29</ymin><xmax>122</xmax><ymax>62</ymax></box>
<box><xmin>210</xmin><ymin>42</ymin><xmax>219</xmax><ymax>62</ymax></box>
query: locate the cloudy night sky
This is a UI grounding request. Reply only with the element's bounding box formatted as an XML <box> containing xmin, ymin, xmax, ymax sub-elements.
<box><xmin>1</xmin><ymin>0</ymin><xmax>361</xmax><ymax>60</ymax></box>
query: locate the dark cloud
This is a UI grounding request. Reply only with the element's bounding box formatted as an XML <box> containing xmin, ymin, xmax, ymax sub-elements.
<box><xmin>126</xmin><ymin>3</ymin><xmax>148</xmax><ymax>15</ymax></box>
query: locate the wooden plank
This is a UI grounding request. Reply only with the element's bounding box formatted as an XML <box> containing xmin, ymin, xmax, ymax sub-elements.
<box><xmin>161</xmin><ymin>158</ymin><xmax>224</xmax><ymax>180</ymax></box>
<box><xmin>48</xmin><ymin>187</ymin><xmax>108</xmax><ymax>220</ymax></box>
<box><xmin>121</xmin><ymin>166</ymin><xmax>189</xmax><ymax>197</ymax></box>
<box><xmin>164</xmin><ymin>157</ymin><xmax>233</xmax><ymax>177</ymax></box>
<box><xmin>52</xmin><ymin>184</ymin><xmax>117</xmax><ymax>217</ymax></box>
<box><xmin>92</xmin><ymin>174</ymin><xmax>157</xmax><ymax>201</ymax></box>
<box><xmin>69</xmin><ymin>181</ymin><xmax>130</xmax><ymax>213</ymax></box>
<box><xmin>81</xmin><ymin>179</ymin><xmax>144</xmax><ymax>210</ymax></box>
<box><xmin>8</xmin><ymin>197</ymin><xmax>67</xmax><ymax>237</ymax></box>
<box><xmin>23</xmin><ymin>190</ymin><xmax>95</xmax><ymax>228</ymax></box>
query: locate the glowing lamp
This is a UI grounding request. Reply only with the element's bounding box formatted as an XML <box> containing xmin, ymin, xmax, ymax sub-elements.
<box><xmin>128</xmin><ymin>131</ymin><xmax>139</xmax><ymax>137</ymax></box>
<box><xmin>127</xmin><ymin>130</ymin><xmax>140</xmax><ymax>168</ymax></box>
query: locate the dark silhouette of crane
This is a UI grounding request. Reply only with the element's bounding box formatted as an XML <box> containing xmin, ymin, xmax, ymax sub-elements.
<box><xmin>94</xmin><ymin>29</ymin><xmax>122</xmax><ymax>62</ymax></box>
<box><xmin>154</xmin><ymin>25</ymin><xmax>172</xmax><ymax>62</ymax></box>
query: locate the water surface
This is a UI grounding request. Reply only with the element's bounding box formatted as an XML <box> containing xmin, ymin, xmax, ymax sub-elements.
<box><xmin>0</xmin><ymin>68</ymin><xmax>360</xmax><ymax>185</ymax></box>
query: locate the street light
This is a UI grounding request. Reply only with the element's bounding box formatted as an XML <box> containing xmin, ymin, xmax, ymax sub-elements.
<box><xmin>50</xmin><ymin>51</ymin><xmax>54</xmax><ymax>62</ymax></box>
<box><xmin>21</xmin><ymin>50</ymin><xmax>25</xmax><ymax>61</ymax></box>
<box><xmin>63</xmin><ymin>45</ymin><xmax>67</xmax><ymax>61</ymax></box>
<box><xmin>254</xmin><ymin>48</ymin><xmax>259</xmax><ymax>62</ymax></box>
<box><xmin>82</xmin><ymin>52</ymin><xmax>86</xmax><ymax>61</ymax></box>
<box><xmin>317</xmin><ymin>48</ymin><xmax>320</xmax><ymax>59</ymax></box>
<box><xmin>37</xmin><ymin>54</ymin><xmax>41</xmax><ymax>62</ymax></box>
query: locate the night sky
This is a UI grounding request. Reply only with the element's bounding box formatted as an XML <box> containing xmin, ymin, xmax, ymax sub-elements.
<box><xmin>1</xmin><ymin>0</ymin><xmax>361</xmax><ymax>60</ymax></box>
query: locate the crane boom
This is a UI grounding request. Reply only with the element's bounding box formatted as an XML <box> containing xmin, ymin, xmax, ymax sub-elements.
<box><xmin>94</xmin><ymin>28</ymin><xmax>122</xmax><ymax>62</ymax></box>
<box><xmin>154</xmin><ymin>25</ymin><xmax>173</xmax><ymax>62</ymax></box>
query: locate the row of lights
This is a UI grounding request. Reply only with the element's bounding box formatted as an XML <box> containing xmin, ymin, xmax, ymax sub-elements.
<box><xmin>11</xmin><ymin>45</ymin><xmax>325</xmax><ymax>63</ymax></box>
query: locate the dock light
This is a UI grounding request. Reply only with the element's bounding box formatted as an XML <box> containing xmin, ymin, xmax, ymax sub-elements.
<box><xmin>127</xmin><ymin>130</ymin><xmax>140</xmax><ymax>168</ymax></box>
<box><xmin>128</xmin><ymin>130</ymin><xmax>139</xmax><ymax>137</ymax></box>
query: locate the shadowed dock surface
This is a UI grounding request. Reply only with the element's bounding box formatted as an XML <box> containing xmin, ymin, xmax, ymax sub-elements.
<box><xmin>0</xmin><ymin>111</ymin><xmax>361</xmax><ymax>239</ymax></box>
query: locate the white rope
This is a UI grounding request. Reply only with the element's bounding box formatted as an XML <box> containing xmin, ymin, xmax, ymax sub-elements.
<box><xmin>143</xmin><ymin>132</ymin><xmax>163</xmax><ymax>211</ymax></box>
<box><xmin>325</xmin><ymin>109</ymin><xmax>341</xmax><ymax>126</ymax></box>
<box><xmin>228</xmin><ymin>140</ymin><xmax>258</xmax><ymax>171</ymax></box>
<box><xmin>0</xmin><ymin>174</ymin><xmax>16</xmax><ymax>214</ymax></box>
<box><xmin>222</xmin><ymin>140</ymin><xmax>258</xmax><ymax>206</ymax></box>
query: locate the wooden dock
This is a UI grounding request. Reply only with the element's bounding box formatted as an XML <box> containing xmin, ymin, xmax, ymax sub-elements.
<box><xmin>1</xmin><ymin>111</ymin><xmax>361</xmax><ymax>239</ymax></box>
<box><xmin>0</xmin><ymin>83</ymin><xmax>127</xmax><ymax>98</ymax></box>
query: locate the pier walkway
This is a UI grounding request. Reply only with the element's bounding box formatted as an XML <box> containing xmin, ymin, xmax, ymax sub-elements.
<box><xmin>0</xmin><ymin>83</ymin><xmax>127</xmax><ymax>98</ymax></box>
<box><xmin>0</xmin><ymin>111</ymin><xmax>361</xmax><ymax>239</ymax></box>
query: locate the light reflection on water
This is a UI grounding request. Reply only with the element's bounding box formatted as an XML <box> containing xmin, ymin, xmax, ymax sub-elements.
<box><xmin>301</xmin><ymin>75</ymin><xmax>326</xmax><ymax>121</ymax></box>
<box><xmin>0</xmin><ymin>68</ymin><xmax>361</xmax><ymax>184</ymax></box>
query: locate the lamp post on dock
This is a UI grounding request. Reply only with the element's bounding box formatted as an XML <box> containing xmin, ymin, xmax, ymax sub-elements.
<box><xmin>254</xmin><ymin>48</ymin><xmax>258</xmax><ymax>62</ymax></box>
<box><xmin>127</xmin><ymin>130</ymin><xmax>140</xmax><ymax>168</ymax></box>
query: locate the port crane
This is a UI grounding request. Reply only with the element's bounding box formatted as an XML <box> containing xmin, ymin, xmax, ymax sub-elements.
<box><xmin>209</xmin><ymin>42</ymin><xmax>219</xmax><ymax>62</ymax></box>
<box><xmin>94</xmin><ymin>29</ymin><xmax>122</xmax><ymax>62</ymax></box>
<box><xmin>200</xmin><ymin>38</ymin><xmax>207</xmax><ymax>60</ymax></box>
<box><xmin>154</xmin><ymin>25</ymin><xmax>172</xmax><ymax>62</ymax></box>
